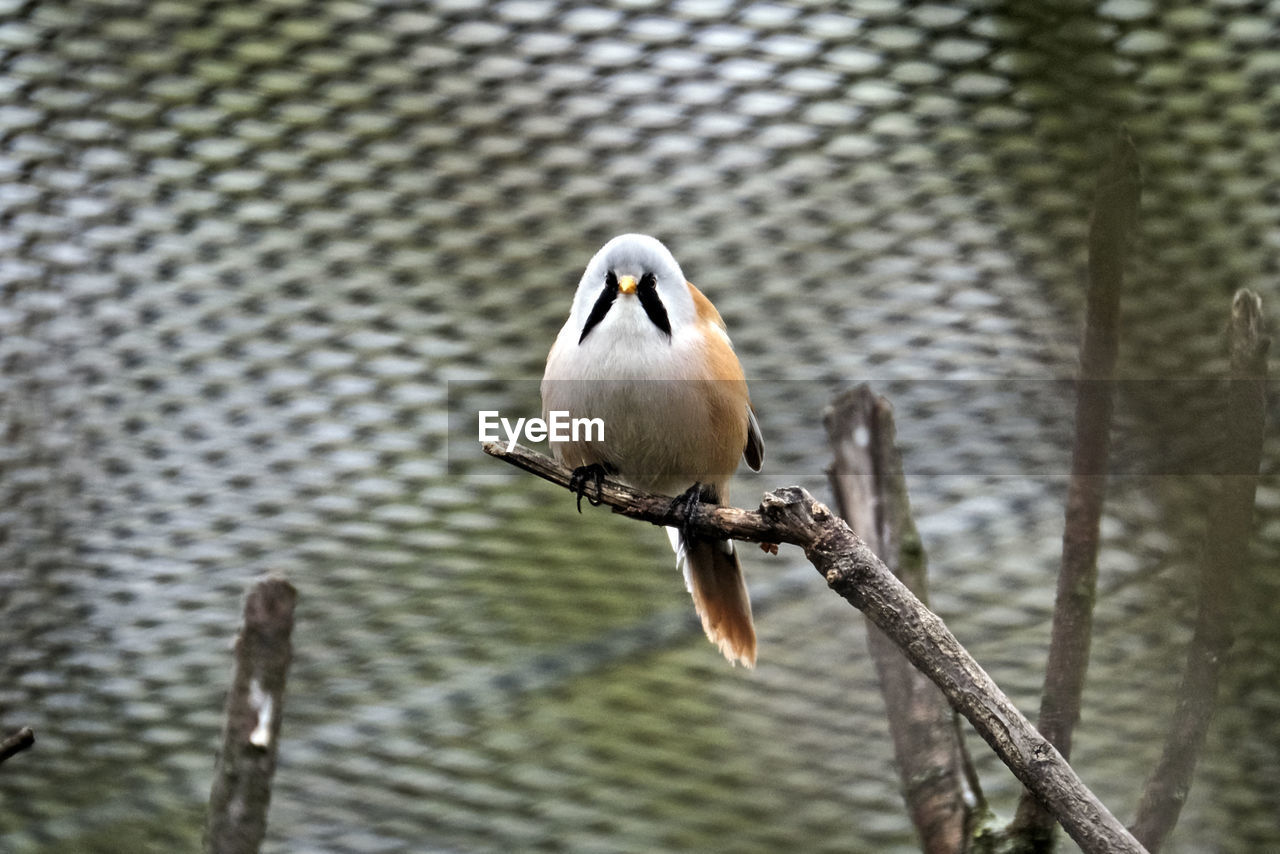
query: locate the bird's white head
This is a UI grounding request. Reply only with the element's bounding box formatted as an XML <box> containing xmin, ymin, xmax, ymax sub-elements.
<box><xmin>569</xmin><ymin>233</ymin><xmax>696</xmax><ymax>346</ymax></box>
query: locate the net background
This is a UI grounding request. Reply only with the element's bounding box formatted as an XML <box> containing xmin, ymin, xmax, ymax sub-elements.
<box><xmin>1</xmin><ymin>0</ymin><xmax>1278</xmax><ymax>851</ymax></box>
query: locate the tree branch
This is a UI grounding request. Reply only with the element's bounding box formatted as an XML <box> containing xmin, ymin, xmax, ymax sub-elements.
<box><xmin>205</xmin><ymin>576</ymin><xmax>298</xmax><ymax>854</ymax></box>
<box><xmin>484</xmin><ymin>441</ymin><xmax>1149</xmax><ymax>854</ymax></box>
<box><xmin>825</xmin><ymin>386</ymin><xmax>976</xmax><ymax>853</ymax></box>
<box><xmin>1130</xmin><ymin>290</ymin><xmax>1269</xmax><ymax>851</ymax></box>
<box><xmin>1012</xmin><ymin>131</ymin><xmax>1141</xmax><ymax>850</ymax></box>
<box><xmin>0</xmin><ymin>726</ymin><xmax>35</xmax><ymax>765</ymax></box>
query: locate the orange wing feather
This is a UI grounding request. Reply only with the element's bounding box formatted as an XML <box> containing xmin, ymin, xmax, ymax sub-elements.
<box><xmin>688</xmin><ymin>281</ymin><xmax>756</xmax><ymax>472</ymax></box>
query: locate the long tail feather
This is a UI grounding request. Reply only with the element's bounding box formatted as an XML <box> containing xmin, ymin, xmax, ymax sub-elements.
<box><xmin>668</xmin><ymin>528</ymin><xmax>757</xmax><ymax>667</ymax></box>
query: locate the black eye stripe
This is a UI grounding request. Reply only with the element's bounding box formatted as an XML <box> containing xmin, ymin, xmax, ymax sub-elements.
<box><xmin>578</xmin><ymin>270</ymin><xmax>670</xmax><ymax>343</ymax></box>
<box><xmin>578</xmin><ymin>271</ymin><xmax>618</xmax><ymax>344</ymax></box>
<box><xmin>636</xmin><ymin>273</ymin><xmax>671</xmax><ymax>339</ymax></box>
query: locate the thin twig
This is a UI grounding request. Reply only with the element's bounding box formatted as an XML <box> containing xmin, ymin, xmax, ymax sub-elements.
<box><xmin>1130</xmin><ymin>290</ymin><xmax>1269</xmax><ymax>851</ymax></box>
<box><xmin>1012</xmin><ymin>132</ymin><xmax>1141</xmax><ymax>851</ymax></box>
<box><xmin>0</xmin><ymin>726</ymin><xmax>35</xmax><ymax>764</ymax></box>
<box><xmin>485</xmin><ymin>442</ymin><xmax>1149</xmax><ymax>854</ymax></box>
<box><xmin>205</xmin><ymin>576</ymin><xmax>298</xmax><ymax>854</ymax></box>
<box><xmin>825</xmin><ymin>386</ymin><xmax>975</xmax><ymax>853</ymax></box>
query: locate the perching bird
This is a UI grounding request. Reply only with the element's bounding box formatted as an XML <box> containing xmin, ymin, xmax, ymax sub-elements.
<box><xmin>541</xmin><ymin>233</ymin><xmax>764</xmax><ymax>667</ymax></box>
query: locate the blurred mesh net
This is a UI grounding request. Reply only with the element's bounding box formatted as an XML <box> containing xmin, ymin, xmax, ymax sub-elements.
<box><xmin>1</xmin><ymin>0</ymin><xmax>1278</xmax><ymax>851</ymax></box>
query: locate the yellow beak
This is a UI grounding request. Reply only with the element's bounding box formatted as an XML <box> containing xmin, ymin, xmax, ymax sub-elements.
<box><xmin>617</xmin><ymin>275</ymin><xmax>637</xmax><ymax>295</ymax></box>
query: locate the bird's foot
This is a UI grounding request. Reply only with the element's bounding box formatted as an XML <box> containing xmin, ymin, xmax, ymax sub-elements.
<box><xmin>668</xmin><ymin>482</ymin><xmax>718</xmax><ymax>544</ymax></box>
<box><xmin>568</xmin><ymin>463</ymin><xmax>612</xmax><ymax>513</ymax></box>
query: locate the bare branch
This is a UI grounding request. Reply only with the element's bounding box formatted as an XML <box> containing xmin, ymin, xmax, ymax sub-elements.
<box><xmin>1131</xmin><ymin>290</ymin><xmax>1269</xmax><ymax>851</ymax></box>
<box><xmin>0</xmin><ymin>726</ymin><xmax>35</xmax><ymax>765</ymax></box>
<box><xmin>825</xmin><ymin>386</ymin><xmax>975</xmax><ymax>853</ymax></box>
<box><xmin>205</xmin><ymin>576</ymin><xmax>298</xmax><ymax>854</ymax></box>
<box><xmin>1013</xmin><ymin>132</ymin><xmax>1141</xmax><ymax>850</ymax></box>
<box><xmin>484</xmin><ymin>442</ymin><xmax>1149</xmax><ymax>854</ymax></box>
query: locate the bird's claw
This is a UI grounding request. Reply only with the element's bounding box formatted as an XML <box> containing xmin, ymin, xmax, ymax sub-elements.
<box><xmin>668</xmin><ymin>482</ymin><xmax>716</xmax><ymax>544</ymax></box>
<box><xmin>569</xmin><ymin>463</ymin><xmax>611</xmax><ymax>513</ymax></box>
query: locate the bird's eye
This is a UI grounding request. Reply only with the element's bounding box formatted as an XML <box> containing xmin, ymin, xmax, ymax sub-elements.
<box><xmin>605</xmin><ymin>271</ymin><xmax>618</xmax><ymax>290</ymax></box>
<box><xmin>638</xmin><ymin>272</ymin><xmax>657</xmax><ymax>291</ymax></box>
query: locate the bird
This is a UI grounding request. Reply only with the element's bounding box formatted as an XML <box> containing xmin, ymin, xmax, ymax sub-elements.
<box><xmin>541</xmin><ymin>233</ymin><xmax>764</xmax><ymax>667</ymax></box>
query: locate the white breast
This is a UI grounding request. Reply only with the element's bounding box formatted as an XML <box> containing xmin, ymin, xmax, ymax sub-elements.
<box><xmin>541</xmin><ymin>296</ymin><xmax>726</xmax><ymax>495</ymax></box>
